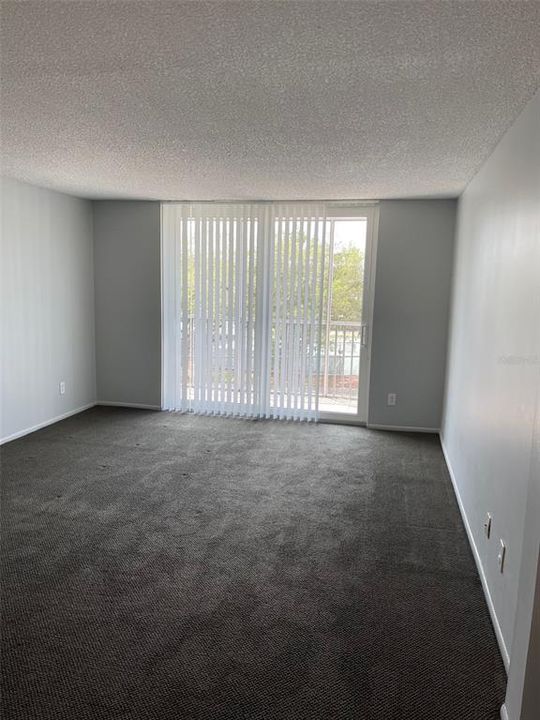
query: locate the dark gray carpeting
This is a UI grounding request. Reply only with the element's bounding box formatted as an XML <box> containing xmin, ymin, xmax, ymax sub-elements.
<box><xmin>1</xmin><ymin>407</ymin><xmax>506</xmax><ymax>719</ymax></box>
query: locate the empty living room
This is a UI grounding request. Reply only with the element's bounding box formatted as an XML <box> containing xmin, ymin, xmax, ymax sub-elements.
<box><xmin>1</xmin><ymin>1</ymin><xmax>539</xmax><ymax>719</ymax></box>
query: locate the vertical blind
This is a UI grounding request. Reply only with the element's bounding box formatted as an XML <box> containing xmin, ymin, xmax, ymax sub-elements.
<box><xmin>162</xmin><ymin>202</ymin><xmax>328</xmax><ymax>420</ymax></box>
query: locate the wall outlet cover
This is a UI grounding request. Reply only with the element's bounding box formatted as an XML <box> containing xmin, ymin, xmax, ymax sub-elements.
<box><xmin>498</xmin><ymin>539</ymin><xmax>506</xmax><ymax>573</ymax></box>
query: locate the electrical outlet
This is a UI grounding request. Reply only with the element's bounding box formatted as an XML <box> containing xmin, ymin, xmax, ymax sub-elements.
<box><xmin>484</xmin><ymin>513</ymin><xmax>492</xmax><ymax>539</ymax></box>
<box><xmin>498</xmin><ymin>540</ymin><xmax>506</xmax><ymax>573</ymax></box>
<box><xmin>387</xmin><ymin>393</ymin><xmax>397</xmax><ymax>406</ymax></box>
<box><xmin>59</xmin><ymin>381</ymin><xmax>66</xmax><ymax>395</ymax></box>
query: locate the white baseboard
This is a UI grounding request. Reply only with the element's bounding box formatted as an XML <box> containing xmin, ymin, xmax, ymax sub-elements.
<box><xmin>440</xmin><ymin>435</ymin><xmax>510</xmax><ymax>671</ymax></box>
<box><xmin>319</xmin><ymin>415</ymin><xmax>366</xmax><ymax>427</ymax></box>
<box><xmin>0</xmin><ymin>402</ymin><xmax>96</xmax><ymax>445</ymax></box>
<box><xmin>500</xmin><ymin>703</ymin><xmax>509</xmax><ymax>720</ymax></box>
<box><xmin>96</xmin><ymin>401</ymin><xmax>161</xmax><ymax>411</ymax></box>
<box><xmin>367</xmin><ymin>423</ymin><xmax>439</xmax><ymax>434</ymax></box>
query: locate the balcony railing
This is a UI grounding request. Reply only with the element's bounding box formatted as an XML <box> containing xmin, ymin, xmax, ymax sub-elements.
<box><xmin>182</xmin><ymin>317</ymin><xmax>362</xmax><ymax>413</ymax></box>
<box><xmin>320</xmin><ymin>321</ymin><xmax>362</xmax><ymax>411</ymax></box>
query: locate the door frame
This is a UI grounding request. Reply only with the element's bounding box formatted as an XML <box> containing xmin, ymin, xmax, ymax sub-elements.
<box><xmin>319</xmin><ymin>203</ymin><xmax>379</xmax><ymax>425</ymax></box>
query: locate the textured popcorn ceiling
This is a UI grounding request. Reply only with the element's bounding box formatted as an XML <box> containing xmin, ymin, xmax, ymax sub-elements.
<box><xmin>1</xmin><ymin>0</ymin><xmax>539</xmax><ymax>200</ymax></box>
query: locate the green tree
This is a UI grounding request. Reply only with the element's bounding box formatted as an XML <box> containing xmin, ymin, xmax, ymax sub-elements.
<box><xmin>330</xmin><ymin>246</ymin><xmax>364</xmax><ymax>322</ymax></box>
<box><xmin>184</xmin><ymin>225</ymin><xmax>364</xmax><ymax>323</ymax></box>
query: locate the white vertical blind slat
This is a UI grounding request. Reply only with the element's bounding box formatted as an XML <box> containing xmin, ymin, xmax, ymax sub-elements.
<box><xmin>207</xmin><ymin>217</ymin><xmax>214</xmax><ymax>411</ymax></box>
<box><xmin>232</xmin><ymin>212</ymin><xmax>239</xmax><ymax>413</ymax></box>
<box><xmin>307</xmin><ymin>215</ymin><xmax>317</xmax><ymax>414</ymax></box>
<box><xmin>314</xmin><ymin>211</ymin><xmax>328</xmax><ymax>417</ymax></box>
<box><xmin>181</xmin><ymin>210</ymin><xmax>190</xmax><ymax>409</ymax></box>
<box><xmin>253</xmin><ymin>205</ymin><xmax>264</xmax><ymax>415</ymax></box>
<box><xmin>279</xmin><ymin>208</ymin><xmax>290</xmax><ymax>417</ymax></box>
<box><xmin>246</xmin><ymin>210</ymin><xmax>255</xmax><ymax>412</ymax></box>
<box><xmin>289</xmin><ymin>207</ymin><xmax>298</xmax><ymax>415</ymax></box>
<box><xmin>219</xmin><ymin>213</ymin><xmax>226</xmax><ymax>415</ymax></box>
<box><xmin>273</xmin><ymin>210</ymin><xmax>283</xmax><ymax>415</ymax></box>
<box><xmin>195</xmin><ymin>211</ymin><xmax>201</xmax><ymax>411</ymax></box>
<box><xmin>239</xmin><ymin>205</ymin><xmax>248</xmax><ymax>415</ymax></box>
<box><xmin>301</xmin><ymin>209</ymin><xmax>311</xmax><ymax>415</ymax></box>
<box><xmin>226</xmin><ymin>215</ymin><xmax>233</xmax><ymax>412</ymax></box>
<box><xmin>261</xmin><ymin>204</ymin><xmax>274</xmax><ymax>416</ymax></box>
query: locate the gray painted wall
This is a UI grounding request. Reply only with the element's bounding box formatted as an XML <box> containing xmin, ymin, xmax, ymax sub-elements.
<box><xmin>1</xmin><ymin>177</ymin><xmax>95</xmax><ymax>442</ymax></box>
<box><xmin>93</xmin><ymin>201</ymin><xmax>161</xmax><ymax>408</ymax></box>
<box><xmin>368</xmin><ymin>200</ymin><xmax>456</xmax><ymax>430</ymax></box>
<box><xmin>442</xmin><ymin>90</ymin><xmax>540</xmax><ymax>674</ymax></box>
<box><xmin>92</xmin><ymin>198</ymin><xmax>456</xmax><ymax>424</ymax></box>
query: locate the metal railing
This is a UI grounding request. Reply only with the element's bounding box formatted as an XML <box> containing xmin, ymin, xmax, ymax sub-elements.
<box><xmin>321</xmin><ymin>321</ymin><xmax>362</xmax><ymax>406</ymax></box>
<box><xmin>182</xmin><ymin>317</ymin><xmax>363</xmax><ymax>409</ymax></box>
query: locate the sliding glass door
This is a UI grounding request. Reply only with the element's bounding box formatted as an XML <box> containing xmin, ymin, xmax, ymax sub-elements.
<box><xmin>162</xmin><ymin>203</ymin><xmax>377</xmax><ymax>424</ymax></box>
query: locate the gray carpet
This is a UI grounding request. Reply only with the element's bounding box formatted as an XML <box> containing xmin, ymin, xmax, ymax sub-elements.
<box><xmin>1</xmin><ymin>407</ymin><xmax>506</xmax><ymax>719</ymax></box>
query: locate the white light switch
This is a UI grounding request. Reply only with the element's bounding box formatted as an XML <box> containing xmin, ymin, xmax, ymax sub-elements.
<box><xmin>59</xmin><ymin>381</ymin><xmax>66</xmax><ymax>395</ymax></box>
<box><xmin>387</xmin><ymin>393</ymin><xmax>397</xmax><ymax>406</ymax></box>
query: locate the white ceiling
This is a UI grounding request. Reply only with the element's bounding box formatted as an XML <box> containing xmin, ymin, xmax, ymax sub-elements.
<box><xmin>1</xmin><ymin>1</ymin><xmax>539</xmax><ymax>201</ymax></box>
